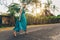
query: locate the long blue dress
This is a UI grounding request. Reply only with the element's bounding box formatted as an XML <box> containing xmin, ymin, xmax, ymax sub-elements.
<box><xmin>13</xmin><ymin>8</ymin><xmax>27</xmax><ymax>32</ymax></box>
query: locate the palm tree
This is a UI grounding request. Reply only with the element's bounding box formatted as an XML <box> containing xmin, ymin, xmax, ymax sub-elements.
<box><xmin>40</xmin><ymin>0</ymin><xmax>53</xmax><ymax>16</ymax></box>
<box><xmin>7</xmin><ymin>3</ymin><xmax>20</xmax><ymax>24</ymax></box>
<box><xmin>8</xmin><ymin>3</ymin><xmax>20</xmax><ymax>16</ymax></box>
<box><xmin>19</xmin><ymin>0</ymin><xmax>32</xmax><ymax>4</ymax></box>
<box><xmin>19</xmin><ymin>0</ymin><xmax>41</xmax><ymax>13</ymax></box>
<box><xmin>32</xmin><ymin>0</ymin><xmax>41</xmax><ymax>12</ymax></box>
<box><xmin>40</xmin><ymin>0</ymin><xmax>59</xmax><ymax>16</ymax></box>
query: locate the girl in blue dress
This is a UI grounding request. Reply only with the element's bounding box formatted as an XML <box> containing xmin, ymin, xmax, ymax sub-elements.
<box><xmin>13</xmin><ymin>3</ymin><xmax>27</xmax><ymax>37</ymax></box>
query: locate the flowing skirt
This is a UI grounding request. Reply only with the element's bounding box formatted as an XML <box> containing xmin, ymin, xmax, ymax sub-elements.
<box><xmin>13</xmin><ymin>14</ymin><xmax>27</xmax><ymax>32</ymax></box>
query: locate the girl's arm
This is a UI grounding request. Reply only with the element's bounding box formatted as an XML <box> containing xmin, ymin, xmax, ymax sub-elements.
<box><xmin>19</xmin><ymin>9</ymin><xmax>22</xmax><ymax>21</ymax></box>
<box><xmin>20</xmin><ymin>9</ymin><xmax>22</xmax><ymax>14</ymax></box>
<box><xmin>25</xmin><ymin>6</ymin><xmax>28</xmax><ymax>10</ymax></box>
<box><xmin>19</xmin><ymin>7</ymin><xmax>22</xmax><ymax>14</ymax></box>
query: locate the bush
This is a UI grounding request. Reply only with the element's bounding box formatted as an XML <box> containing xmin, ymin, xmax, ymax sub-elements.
<box><xmin>26</xmin><ymin>14</ymin><xmax>60</xmax><ymax>25</ymax></box>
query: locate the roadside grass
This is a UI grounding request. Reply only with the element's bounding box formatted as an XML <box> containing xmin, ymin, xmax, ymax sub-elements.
<box><xmin>0</xmin><ymin>23</ymin><xmax>60</xmax><ymax>28</ymax></box>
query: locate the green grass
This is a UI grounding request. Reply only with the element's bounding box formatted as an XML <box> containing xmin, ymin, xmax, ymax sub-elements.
<box><xmin>0</xmin><ymin>26</ymin><xmax>4</xmax><ymax>28</ymax></box>
<box><xmin>0</xmin><ymin>26</ymin><xmax>7</xmax><ymax>28</ymax></box>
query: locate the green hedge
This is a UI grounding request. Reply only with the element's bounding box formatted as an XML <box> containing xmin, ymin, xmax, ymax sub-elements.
<box><xmin>26</xmin><ymin>14</ymin><xmax>60</xmax><ymax>25</ymax></box>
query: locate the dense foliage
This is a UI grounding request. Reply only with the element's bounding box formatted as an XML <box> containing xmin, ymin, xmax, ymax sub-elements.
<box><xmin>8</xmin><ymin>3</ymin><xmax>20</xmax><ymax>16</ymax></box>
<box><xmin>26</xmin><ymin>14</ymin><xmax>60</xmax><ymax>25</ymax></box>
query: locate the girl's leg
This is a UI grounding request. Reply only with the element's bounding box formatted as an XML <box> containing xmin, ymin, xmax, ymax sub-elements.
<box><xmin>24</xmin><ymin>29</ymin><xmax>28</xmax><ymax>34</ymax></box>
<box><xmin>13</xmin><ymin>30</ymin><xmax>17</xmax><ymax>37</ymax></box>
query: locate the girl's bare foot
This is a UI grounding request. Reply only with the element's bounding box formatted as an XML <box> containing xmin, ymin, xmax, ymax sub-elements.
<box><xmin>25</xmin><ymin>30</ymin><xmax>28</xmax><ymax>35</ymax></box>
<box><xmin>13</xmin><ymin>32</ymin><xmax>16</xmax><ymax>37</ymax></box>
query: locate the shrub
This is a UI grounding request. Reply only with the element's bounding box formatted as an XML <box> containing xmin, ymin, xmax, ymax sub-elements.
<box><xmin>26</xmin><ymin>14</ymin><xmax>60</xmax><ymax>25</ymax></box>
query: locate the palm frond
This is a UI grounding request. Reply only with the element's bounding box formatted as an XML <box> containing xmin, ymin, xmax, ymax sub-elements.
<box><xmin>8</xmin><ymin>3</ymin><xmax>20</xmax><ymax>16</ymax></box>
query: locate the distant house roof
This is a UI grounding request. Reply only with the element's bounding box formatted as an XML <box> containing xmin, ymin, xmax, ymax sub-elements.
<box><xmin>0</xmin><ymin>12</ymin><xmax>9</xmax><ymax>15</ymax></box>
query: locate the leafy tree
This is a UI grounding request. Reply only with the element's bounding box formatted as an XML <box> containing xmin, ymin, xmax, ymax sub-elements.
<box><xmin>19</xmin><ymin>0</ymin><xmax>32</xmax><ymax>4</ymax></box>
<box><xmin>8</xmin><ymin>3</ymin><xmax>20</xmax><ymax>16</ymax></box>
<box><xmin>57</xmin><ymin>15</ymin><xmax>60</xmax><ymax>18</ymax></box>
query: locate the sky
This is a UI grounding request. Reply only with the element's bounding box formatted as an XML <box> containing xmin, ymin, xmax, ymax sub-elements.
<box><xmin>0</xmin><ymin>0</ymin><xmax>60</xmax><ymax>16</ymax></box>
<box><xmin>52</xmin><ymin>0</ymin><xmax>60</xmax><ymax>16</ymax></box>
